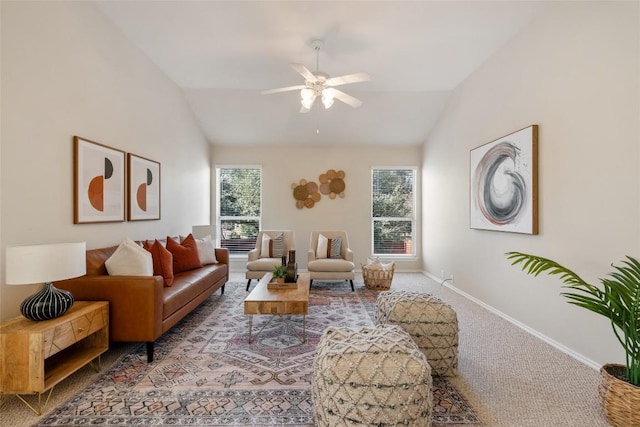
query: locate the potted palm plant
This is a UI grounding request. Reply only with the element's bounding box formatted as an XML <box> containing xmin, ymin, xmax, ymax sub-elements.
<box><xmin>506</xmin><ymin>252</ymin><xmax>640</xmax><ymax>427</ymax></box>
<box><xmin>272</xmin><ymin>265</ymin><xmax>287</xmax><ymax>284</ymax></box>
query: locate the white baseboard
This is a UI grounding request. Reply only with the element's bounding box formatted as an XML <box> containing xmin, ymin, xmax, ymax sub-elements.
<box><xmin>423</xmin><ymin>271</ymin><xmax>600</xmax><ymax>371</ymax></box>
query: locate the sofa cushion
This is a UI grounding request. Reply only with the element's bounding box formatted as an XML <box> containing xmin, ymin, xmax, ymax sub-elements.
<box><xmin>308</xmin><ymin>258</ymin><xmax>355</xmax><ymax>272</ymax></box>
<box><xmin>86</xmin><ymin>245</ymin><xmax>118</xmax><ymax>276</ymax></box>
<box><xmin>167</xmin><ymin>234</ymin><xmax>202</xmax><ymax>273</ymax></box>
<box><xmin>162</xmin><ymin>263</ymin><xmax>228</xmax><ymax>319</ymax></box>
<box><xmin>105</xmin><ymin>237</ymin><xmax>153</xmax><ymax>276</ymax></box>
<box><xmin>246</xmin><ymin>257</ymin><xmax>283</xmax><ymax>272</ymax></box>
<box><xmin>143</xmin><ymin>239</ymin><xmax>174</xmax><ymax>286</ymax></box>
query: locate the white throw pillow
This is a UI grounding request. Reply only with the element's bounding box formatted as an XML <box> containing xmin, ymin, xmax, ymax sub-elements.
<box><xmin>260</xmin><ymin>233</ymin><xmax>272</xmax><ymax>258</ymax></box>
<box><xmin>316</xmin><ymin>234</ymin><xmax>329</xmax><ymax>259</ymax></box>
<box><xmin>105</xmin><ymin>237</ymin><xmax>153</xmax><ymax>276</ymax></box>
<box><xmin>195</xmin><ymin>235</ymin><xmax>217</xmax><ymax>265</ymax></box>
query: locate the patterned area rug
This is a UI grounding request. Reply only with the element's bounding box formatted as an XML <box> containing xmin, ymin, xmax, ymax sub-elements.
<box><xmin>39</xmin><ymin>281</ymin><xmax>481</xmax><ymax>426</ymax></box>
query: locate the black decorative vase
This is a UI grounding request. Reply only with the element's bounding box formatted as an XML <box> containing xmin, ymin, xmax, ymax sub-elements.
<box><xmin>285</xmin><ymin>250</ymin><xmax>298</xmax><ymax>283</ymax></box>
<box><xmin>20</xmin><ymin>282</ymin><xmax>74</xmax><ymax>321</ymax></box>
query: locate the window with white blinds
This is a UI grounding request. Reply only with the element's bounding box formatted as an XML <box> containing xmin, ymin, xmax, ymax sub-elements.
<box><xmin>371</xmin><ymin>168</ymin><xmax>416</xmax><ymax>256</ymax></box>
<box><xmin>217</xmin><ymin>167</ymin><xmax>261</xmax><ymax>254</ymax></box>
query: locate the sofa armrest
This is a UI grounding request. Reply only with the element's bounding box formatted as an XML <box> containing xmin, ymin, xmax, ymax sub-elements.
<box><xmin>215</xmin><ymin>248</ymin><xmax>229</xmax><ymax>265</ymax></box>
<box><xmin>56</xmin><ymin>275</ymin><xmax>164</xmax><ymax>342</ymax></box>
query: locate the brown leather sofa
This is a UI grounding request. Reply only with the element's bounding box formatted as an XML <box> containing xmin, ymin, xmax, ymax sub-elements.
<box><xmin>57</xmin><ymin>242</ymin><xmax>229</xmax><ymax>362</ymax></box>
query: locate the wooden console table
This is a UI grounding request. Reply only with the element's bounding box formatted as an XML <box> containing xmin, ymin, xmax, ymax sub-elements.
<box><xmin>0</xmin><ymin>301</ymin><xmax>109</xmax><ymax>415</ymax></box>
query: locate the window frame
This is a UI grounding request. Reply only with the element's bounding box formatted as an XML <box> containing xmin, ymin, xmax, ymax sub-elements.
<box><xmin>215</xmin><ymin>165</ymin><xmax>262</xmax><ymax>256</ymax></box>
<box><xmin>371</xmin><ymin>166</ymin><xmax>418</xmax><ymax>258</ymax></box>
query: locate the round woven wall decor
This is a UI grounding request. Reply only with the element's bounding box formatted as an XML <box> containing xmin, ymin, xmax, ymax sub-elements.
<box><xmin>319</xmin><ymin>169</ymin><xmax>346</xmax><ymax>198</ymax></box>
<box><xmin>293</xmin><ymin>185</ymin><xmax>309</xmax><ymax>201</ymax></box>
<box><xmin>329</xmin><ymin>178</ymin><xmax>345</xmax><ymax>193</ymax></box>
<box><xmin>292</xmin><ymin>178</ymin><xmax>320</xmax><ymax>208</ymax></box>
<box><xmin>292</xmin><ymin>170</ymin><xmax>345</xmax><ymax>208</ymax></box>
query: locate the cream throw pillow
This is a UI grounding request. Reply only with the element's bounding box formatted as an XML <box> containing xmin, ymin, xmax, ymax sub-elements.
<box><xmin>105</xmin><ymin>237</ymin><xmax>153</xmax><ymax>276</ymax></box>
<box><xmin>316</xmin><ymin>234</ymin><xmax>329</xmax><ymax>259</ymax></box>
<box><xmin>260</xmin><ymin>233</ymin><xmax>272</xmax><ymax>258</ymax></box>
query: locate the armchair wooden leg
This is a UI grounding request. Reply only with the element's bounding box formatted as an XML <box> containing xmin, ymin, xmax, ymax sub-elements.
<box><xmin>246</xmin><ymin>279</ymin><xmax>252</xmax><ymax>291</ymax></box>
<box><xmin>349</xmin><ymin>280</ymin><xmax>354</xmax><ymax>292</ymax></box>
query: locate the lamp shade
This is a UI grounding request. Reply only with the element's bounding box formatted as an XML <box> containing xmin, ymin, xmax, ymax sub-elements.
<box><xmin>5</xmin><ymin>242</ymin><xmax>86</xmax><ymax>321</ymax></box>
<box><xmin>192</xmin><ymin>225</ymin><xmax>215</xmax><ymax>239</ymax></box>
<box><xmin>6</xmin><ymin>242</ymin><xmax>87</xmax><ymax>285</ymax></box>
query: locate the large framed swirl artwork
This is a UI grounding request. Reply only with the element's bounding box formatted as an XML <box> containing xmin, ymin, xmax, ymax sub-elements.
<box><xmin>470</xmin><ymin>125</ymin><xmax>538</xmax><ymax>234</ymax></box>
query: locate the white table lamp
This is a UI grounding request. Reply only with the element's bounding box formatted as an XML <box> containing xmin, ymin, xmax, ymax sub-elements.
<box><xmin>5</xmin><ymin>242</ymin><xmax>87</xmax><ymax>321</ymax></box>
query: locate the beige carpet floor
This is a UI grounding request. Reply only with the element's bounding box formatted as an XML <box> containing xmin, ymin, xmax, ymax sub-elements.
<box><xmin>0</xmin><ymin>272</ymin><xmax>609</xmax><ymax>426</ymax></box>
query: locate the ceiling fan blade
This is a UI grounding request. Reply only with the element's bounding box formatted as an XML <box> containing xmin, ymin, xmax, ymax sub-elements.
<box><xmin>261</xmin><ymin>84</ymin><xmax>305</xmax><ymax>95</ymax></box>
<box><xmin>290</xmin><ymin>63</ymin><xmax>317</xmax><ymax>82</ymax></box>
<box><xmin>332</xmin><ymin>89</ymin><xmax>363</xmax><ymax>108</ymax></box>
<box><xmin>326</xmin><ymin>72</ymin><xmax>371</xmax><ymax>87</ymax></box>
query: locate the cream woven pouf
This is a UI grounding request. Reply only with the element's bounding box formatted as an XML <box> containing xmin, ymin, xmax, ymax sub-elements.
<box><xmin>376</xmin><ymin>290</ymin><xmax>459</xmax><ymax>377</ymax></box>
<box><xmin>312</xmin><ymin>325</ymin><xmax>432</xmax><ymax>427</ymax></box>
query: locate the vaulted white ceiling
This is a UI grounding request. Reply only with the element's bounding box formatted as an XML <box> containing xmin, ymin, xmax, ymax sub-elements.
<box><xmin>94</xmin><ymin>1</ymin><xmax>546</xmax><ymax>147</ymax></box>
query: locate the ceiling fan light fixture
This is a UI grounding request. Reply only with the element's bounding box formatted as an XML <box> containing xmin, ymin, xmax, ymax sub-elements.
<box><xmin>322</xmin><ymin>88</ymin><xmax>334</xmax><ymax>109</ymax></box>
<box><xmin>301</xmin><ymin>98</ymin><xmax>314</xmax><ymax>109</ymax></box>
<box><xmin>301</xmin><ymin>88</ymin><xmax>315</xmax><ymax>109</ymax></box>
<box><xmin>262</xmin><ymin>39</ymin><xmax>369</xmax><ymax>113</ymax></box>
<box><xmin>300</xmin><ymin>87</ymin><xmax>314</xmax><ymax>101</ymax></box>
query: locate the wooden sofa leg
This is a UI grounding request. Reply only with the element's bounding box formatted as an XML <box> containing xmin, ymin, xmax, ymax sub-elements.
<box><xmin>246</xmin><ymin>279</ymin><xmax>251</xmax><ymax>291</ymax></box>
<box><xmin>221</xmin><ymin>284</ymin><xmax>225</xmax><ymax>295</ymax></box>
<box><xmin>349</xmin><ymin>280</ymin><xmax>354</xmax><ymax>292</ymax></box>
<box><xmin>147</xmin><ymin>342</ymin><xmax>154</xmax><ymax>363</ymax></box>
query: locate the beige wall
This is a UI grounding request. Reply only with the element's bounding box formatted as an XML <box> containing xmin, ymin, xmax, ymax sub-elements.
<box><xmin>422</xmin><ymin>1</ymin><xmax>640</xmax><ymax>368</ymax></box>
<box><xmin>0</xmin><ymin>2</ymin><xmax>211</xmax><ymax>320</ymax></box>
<box><xmin>211</xmin><ymin>145</ymin><xmax>423</xmax><ymax>273</ymax></box>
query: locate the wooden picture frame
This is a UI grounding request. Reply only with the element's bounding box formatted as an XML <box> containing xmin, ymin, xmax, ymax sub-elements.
<box><xmin>470</xmin><ymin>125</ymin><xmax>538</xmax><ymax>234</ymax></box>
<box><xmin>127</xmin><ymin>153</ymin><xmax>161</xmax><ymax>221</ymax></box>
<box><xmin>73</xmin><ymin>136</ymin><xmax>126</xmax><ymax>224</ymax></box>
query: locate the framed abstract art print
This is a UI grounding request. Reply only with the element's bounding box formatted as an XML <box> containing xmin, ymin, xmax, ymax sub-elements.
<box><xmin>470</xmin><ymin>125</ymin><xmax>538</xmax><ymax>234</ymax></box>
<box><xmin>127</xmin><ymin>153</ymin><xmax>161</xmax><ymax>221</ymax></box>
<box><xmin>74</xmin><ymin>136</ymin><xmax>126</xmax><ymax>224</ymax></box>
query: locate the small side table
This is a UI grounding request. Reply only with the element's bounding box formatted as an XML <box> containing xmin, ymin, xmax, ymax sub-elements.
<box><xmin>0</xmin><ymin>301</ymin><xmax>109</xmax><ymax>415</ymax></box>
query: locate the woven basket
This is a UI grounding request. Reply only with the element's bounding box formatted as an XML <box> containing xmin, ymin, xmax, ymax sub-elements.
<box><xmin>598</xmin><ymin>363</ymin><xmax>640</xmax><ymax>427</ymax></box>
<box><xmin>362</xmin><ymin>264</ymin><xmax>394</xmax><ymax>290</ymax></box>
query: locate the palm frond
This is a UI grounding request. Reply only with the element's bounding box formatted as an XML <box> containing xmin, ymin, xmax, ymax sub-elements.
<box><xmin>506</xmin><ymin>251</ymin><xmax>640</xmax><ymax>386</ymax></box>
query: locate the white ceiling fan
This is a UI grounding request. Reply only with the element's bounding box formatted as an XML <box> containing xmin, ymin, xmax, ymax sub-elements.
<box><xmin>261</xmin><ymin>40</ymin><xmax>370</xmax><ymax>113</ymax></box>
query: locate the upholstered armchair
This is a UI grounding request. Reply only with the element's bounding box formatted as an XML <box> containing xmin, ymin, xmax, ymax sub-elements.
<box><xmin>245</xmin><ymin>230</ymin><xmax>295</xmax><ymax>291</ymax></box>
<box><xmin>307</xmin><ymin>231</ymin><xmax>355</xmax><ymax>291</ymax></box>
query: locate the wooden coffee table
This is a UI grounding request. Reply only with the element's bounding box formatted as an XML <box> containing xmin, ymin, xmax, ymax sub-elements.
<box><xmin>244</xmin><ymin>272</ymin><xmax>310</xmax><ymax>343</ymax></box>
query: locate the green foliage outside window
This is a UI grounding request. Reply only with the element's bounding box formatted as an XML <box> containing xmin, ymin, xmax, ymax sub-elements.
<box><xmin>218</xmin><ymin>168</ymin><xmax>261</xmax><ymax>252</ymax></box>
<box><xmin>372</xmin><ymin>169</ymin><xmax>415</xmax><ymax>255</ymax></box>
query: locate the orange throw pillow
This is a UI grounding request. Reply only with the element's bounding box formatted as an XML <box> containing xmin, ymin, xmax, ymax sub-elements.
<box><xmin>143</xmin><ymin>240</ymin><xmax>174</xmax><ymax>286</ymax></box>
<box><xmin>166</xmin><ymin>234</ymin><xmax>202</xmax><ymax>273</ymax></box>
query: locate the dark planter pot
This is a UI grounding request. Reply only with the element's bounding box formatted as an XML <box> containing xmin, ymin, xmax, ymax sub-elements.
<box><xmin>598</xmin><ymin>363</ymin><xmax>640</xmax><ymax>427</ymax></box>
